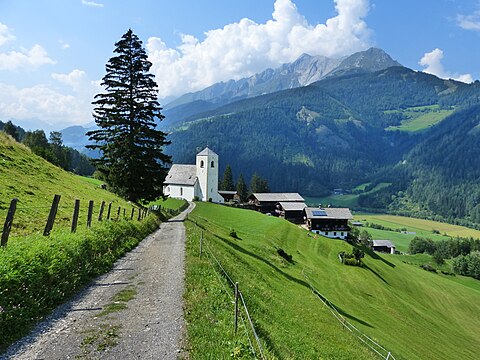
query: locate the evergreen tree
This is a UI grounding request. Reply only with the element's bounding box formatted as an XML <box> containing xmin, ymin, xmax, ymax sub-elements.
<box><xmin>2</xmin><ymin>121</ymin><xmax>19</xmax><ymax>141</ymax></box>
<box><xmin>250</xmin><ymin>173</ymin><xmax>270</xmax><ymax>193</ymax></box>
<box><xmin>236</xmin><ymin>173</ymin><xmax>248</xmax><ymax>202</ymax></box>
<box><xmin>86</xmin><ymin>29</ymin><xmax>171</xmax><ymax>203</ymax></box>
<box><xmin>221</xmin><ymin>164</ymin><xmax>235</xmax><ymax>191</ymax></box>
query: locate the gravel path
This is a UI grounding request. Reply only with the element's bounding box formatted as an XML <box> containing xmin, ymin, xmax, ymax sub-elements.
<box><xmin>2</xmin><ymin>203</ymin><xmax>195</xmax><ymax>360</ymax></box>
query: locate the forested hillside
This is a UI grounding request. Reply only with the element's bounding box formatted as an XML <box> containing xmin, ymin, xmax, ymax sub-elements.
<box><xmin>166</xmin><ymin>66</ymin><xmax>480</xmax><ymax>225</ymax></box>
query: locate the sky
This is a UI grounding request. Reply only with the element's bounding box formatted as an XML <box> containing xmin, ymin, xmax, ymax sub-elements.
<box><xmin>1</xmin><ymin>0</ymin><xmax>480</xmax><ymax>131</ymax></box>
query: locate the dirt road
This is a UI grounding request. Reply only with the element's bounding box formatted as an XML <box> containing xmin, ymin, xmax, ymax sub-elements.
<box><xmin>2</xmin><ymin>203</ymin><xmax>194</xmax><ymax>360</ymax></box>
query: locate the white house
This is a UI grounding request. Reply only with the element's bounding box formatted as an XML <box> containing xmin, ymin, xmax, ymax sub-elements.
<box><xmin>163</xmin><ymin>147</ymin><xmax>224</xmax><ymax>203</ymax></box>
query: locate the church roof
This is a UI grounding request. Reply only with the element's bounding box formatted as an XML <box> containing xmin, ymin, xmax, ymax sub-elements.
<box><xmin>197</xmin><ymin>147</ymin><xmax>218</xmax><ymax>156</ymax></box>
<box><xmin>164</xmin><ymin>165</ymin><xmax>197</xmax><ymax>186</ymax></box>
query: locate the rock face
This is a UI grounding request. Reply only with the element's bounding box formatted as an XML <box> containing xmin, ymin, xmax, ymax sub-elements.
<box><xmin>165</xmin><ymin>47</ymin><xmax>401</xmax><ymax>110</ymax></box>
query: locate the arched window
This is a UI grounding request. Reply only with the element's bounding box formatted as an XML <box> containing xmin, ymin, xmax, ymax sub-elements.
<box><xmin>200</xmin><ymin>160</ymin><xmax>204</xmax><ymax>168</ymax></box>
<box><xmin>211</xmin><ymin>160</ymin><xmax>214</xmax><ymax>168</ymax></box>
<box><xmin>180</xmin><ymin>187</ymin><xmax>183</xmax><ymax>196</ymax></box>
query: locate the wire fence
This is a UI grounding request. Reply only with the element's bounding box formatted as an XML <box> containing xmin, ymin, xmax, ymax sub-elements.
<box><xmin>302</xmin><ymin>268</ymin><xmax>397</xmax><ymax>360</ymax></box>
<box><xmin>190</xmin><ymin>218</ymin><xmax>266</xmax><ymax>359</ymax></box>
<box><xmin>0</xmin><ymin>195</ymin><xmax>154</xmax><ymax>247</ymax></box>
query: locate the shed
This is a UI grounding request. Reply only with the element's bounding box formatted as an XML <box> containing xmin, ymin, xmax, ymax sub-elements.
<box><xmin>275</xmin><ymin>202</ymin><xmax>307</xmax><ymax>223</ymax></box>
<box><xmin>248</xmin><ymin>193</ymin><xmax>304</xmax><ymax>213</ymax></box>
<box><xmin>219</xmin><ymin>190</ymin><xmax>240</xmax><ymax>203</ymax></box>
<box><xmin>372</xmin><ymin>240</ymin><xmax>396</xmax><ymax>254</ymax></box>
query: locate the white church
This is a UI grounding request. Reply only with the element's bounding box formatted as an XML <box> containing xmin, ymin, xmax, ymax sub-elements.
<box><xmin>163</xmin><ymin>147</ymin><xmax>224</xmax><ymax>203</ymax></box>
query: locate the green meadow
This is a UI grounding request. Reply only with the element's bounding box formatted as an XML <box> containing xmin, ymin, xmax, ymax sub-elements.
<box><xmin>184</xmin><ymin>203</ymin><xmax>480</xmax><ymax>360</ymax></box>
<box><xmin>385</xmin><ymin>105</ymin><xmax>454</xmax><ymax>132</ymax></box>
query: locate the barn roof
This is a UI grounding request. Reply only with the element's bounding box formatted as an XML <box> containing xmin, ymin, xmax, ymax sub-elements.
<box><xmin>219</xmin><ymin>190</ymin><xmax>238</xmax><ymax>195</ymax></box>
<box><xmin>251</xmin><ymin>193</ymin><xmax>304</xmax><ymax>202</ymax></box>
<box><xmin>278</xmin><ymin>202</ymin><xmax>307</xmax><ymax>211</ymax></box>
<box><xmin>197</xmin><ymin>147</ymin><xmax>218</xmax><ymax>156</ymax></box>
<box><xmin>304</xmin><ymin>207</ymin><xmax>353</xmax><ymax>220</ymax></box>
<box><xmin>164</xmin><ymin>164</ymin><xmax>197</xmax><ymax>186</ymax></box>
<box><xmin>372</xmin><ymin>240</ymin><xmax>395</xmax><ymax>248</ymax></box>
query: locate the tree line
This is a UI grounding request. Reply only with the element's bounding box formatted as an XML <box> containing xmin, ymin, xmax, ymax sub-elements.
<box><xmin>0</xmin><ymin>121</ymin><xmax>94</xmax><ymax>176</ymax></box>
<box><xmin>218</xmin><ymin>164</ymin><xmax>270</xmax><ymax>202</ymax></box>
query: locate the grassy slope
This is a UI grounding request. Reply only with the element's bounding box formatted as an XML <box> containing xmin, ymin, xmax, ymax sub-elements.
<box><xmin>185</xmin><ymin>203</ymin><xmax>480</xmax><ymax>360</ymax></box>
<box><xmin>0</xmin><ymin>133</ymin><xmax>136</xmax><ymax>237</ymax></box>
<box><xmin>385</xmin><ymin>105</ymin><xmax>454</xmax><ymax>132</ymax></box>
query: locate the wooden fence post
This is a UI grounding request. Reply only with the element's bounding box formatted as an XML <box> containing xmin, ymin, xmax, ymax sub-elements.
<box><xmin>98</xmin><ymin>201</ymin><xmax>105</xmax><ymax>221</ymax></box>
<box><xmin>123</xmin><ymin>208</ymin><xmax>126</xmax><ymax>218</ymax></box>
<box><xmin>44</xmin><ymin>194</ymin><xmax>61</xmax><ymax>236</ymax></box>
<box><xmin>234</xmin><ymin>282</ymin><xmax>239</xmax><ymax>334</ymax></box>
<box><xmin>200</xmin><ymin>231</ymin><xmax>203</xmax><ymax>257</ymax></box>
<box><xmin>71</xmin><ymin>199</ymin><xmax>80</xmax><ymax>233</ymax></box>
<box><xmin>137</xmin><ymin>208</ymin><xmax>141</xmax><ymax>221</ymax></box>
<box><xmin>107</xmin><ymin>202</ymin><xmax>112</xmax><ymax>220</ymax></box>
<box><xmin>130</xmin><ymin>208</ymin><xmax>134</xmax><ymax>220</ymax></box>
<box><xmin>87</xmin><ymin>200</ymin><xmax>94</xmax><ymax>228</ymax></box>
<box><xmin>1</xmin><ymin>198</ymin><xmax>18</xmax><ymax>247</ymax></box>
<box><xmin>116</xmin><ymin>206</ymin><xmax>121</xmax><ymax>220</ymax></box>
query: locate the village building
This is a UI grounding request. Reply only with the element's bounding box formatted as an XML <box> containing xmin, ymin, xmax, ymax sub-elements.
<box><xmin>248</xmin><ymin>193</ymin><xmax>304</xmax><ymax>213</ymax></box>
<box><xmin>275</xmin><ymin>202</ymin><xmax>307</xmax><ymax>223</ymax></box>
<box><xmin>372</xmin><ymin>240</ymin><xmax>396</xmax><ymax>254</ymax></box>
<box><xmin>218</xmin><ymin>190</ymin><xmax>240</xmax><ymax>203</ymax></box>
<box><xmin>163</xmin><ymin>147</ymin><xmax>224</xmax><ymax>203</ymax></box>
<box><xmin>304</xmin><ymin>207</ymin><xmax>353</xmax><ymax>239</ymax></box>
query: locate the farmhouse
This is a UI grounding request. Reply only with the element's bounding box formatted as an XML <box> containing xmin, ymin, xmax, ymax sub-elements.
<box><xmin>372</xmin><ymin>240</ymin><xmax>396</xmax><ymax>254</ymax></box>
<box><xmin>248</xmin><ymin>193</ymin><xmax>304</xmax><ymax>213</ymax></box>
<box><xmin>304</xmin><ymin>207</ymin><xmax>353</xmax><ymax>239</ymax></box>
<box><xmin>163</xmin><ymin>147</ymin><xmax>224</xmax><ymax>203</ymax></box>
<box><xmin>275</xmin><ymin>201</ymin><xmax>307</xmax><ymax>223</ymax></box>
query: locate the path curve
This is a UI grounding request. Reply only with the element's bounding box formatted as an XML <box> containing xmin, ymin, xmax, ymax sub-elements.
<box><xmin>2</xmin><ymin>203</ymin><xmax>195</xmax><ymax>360</ymax></box>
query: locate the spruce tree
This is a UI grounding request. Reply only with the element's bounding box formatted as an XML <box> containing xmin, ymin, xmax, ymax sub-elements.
<box><xmin>236</xmin><ymin>173</ymin><xmax>248</xmax><ymax>202</ymax></box>
<box><xmin>250</xmin><ymin>173</ymin><xmax>270</xmax><ymax>193</ymax></box>
<box><xmin>87</xmin><ymin>29</ymin><xmax>171</xmax><ymax>203</ymax></box>
<box><xmin>221</xmin><ymin>164</ymin><xmax>235</xmax><ymax>191</ymax></box>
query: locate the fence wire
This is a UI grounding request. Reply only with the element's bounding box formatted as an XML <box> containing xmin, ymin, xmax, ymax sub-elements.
<box><xmin>194</xmin><ymin>222</ymin><xmax>266</xmax><ymax>359</ymax></box>
<box><xmin>302</xmin><ymin>268</ymin><xmax>396</xmax><ymax>360</ymax></box>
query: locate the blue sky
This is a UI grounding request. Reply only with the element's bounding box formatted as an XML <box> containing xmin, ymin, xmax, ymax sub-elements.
<box><xmin>1</xmin><ymin>0</ymin><xmax>480</xmax><ymax>130</ymax></box>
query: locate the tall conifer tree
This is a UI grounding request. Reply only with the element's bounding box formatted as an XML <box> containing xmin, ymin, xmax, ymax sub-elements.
<box><xmin>221</xmin><ymin>164</ymin><xmax>235</xmax><ymax>191</ymax></box>
<box><xmin>87</xmin><ymin>29</ymin><xmax>171</xmax><ymax>203</ymax></box>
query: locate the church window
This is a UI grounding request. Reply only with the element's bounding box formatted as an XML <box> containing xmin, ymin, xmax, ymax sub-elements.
<box><xmin>211</xmin><ymin>161</ymin><xmax>214</xmax><ymax>168</ymax></box>
<box><xmin>180</xmin><ymin>187</ymin><xmax>183</xmax><ymax>196</ymax></box>
<box><xmin>200</xmin><ymin>160</ymin><xmax>204</xmax><ymax>168</ymax></box>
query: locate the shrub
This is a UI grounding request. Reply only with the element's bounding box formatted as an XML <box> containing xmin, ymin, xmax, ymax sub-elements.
<box><xmin>229</xmin><ymin>229</ymin><xmax>238</xmax><ymax>239</ymax></box>
<box><xmin>277</xmin><ymin>248</ymin><xmax>293</xmax><ymax>263</ymax></box>
<box><xmin>420</xmin><ymin>264</ymin><xmax>437</xmax><ymax>273</ymax></box>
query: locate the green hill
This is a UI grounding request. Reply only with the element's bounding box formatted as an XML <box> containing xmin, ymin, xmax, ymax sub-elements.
<box><xmin>0</xmin><ymin>132</ymin><xmax>136</xmax><ymax>238</ymax></box>
<box><xmin>184</xmin><ymin>203</ymin><xmax>480</xmax><ymax>359</ymax></box>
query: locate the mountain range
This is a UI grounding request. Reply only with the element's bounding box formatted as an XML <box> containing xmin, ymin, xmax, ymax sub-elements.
<box><xmin>55</xmin><ymin>47</ymin><xmax>479</xmax><ymax>226</ymax></box>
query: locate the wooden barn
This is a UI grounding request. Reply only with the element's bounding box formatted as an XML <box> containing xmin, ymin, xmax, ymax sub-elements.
<box><xmin>304</xmin><ymin>207</ymin><xmax>353</xmax><ymax>239</ymax></box>
<box><xmin>248</xmin><ymin>193</ymin><xmax>304</xmax><ymax>213</ymax></box>
<box><xmin>275</xmin><ymin>201</ymin><xmax>307</xmax><ymax>223</ymax></box>
<box><xmin>372</xmin><ymin>240</ymin><xmax>396</xmax><ymax>254</ymax></box>
<box><xmin>219</xmin><ymin>190</ymin><xmax>240</xmax><ymax>203</ymax></box>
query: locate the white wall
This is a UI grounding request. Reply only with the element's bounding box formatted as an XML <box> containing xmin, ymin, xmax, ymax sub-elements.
<box><xmin>164</xmin><ymin>184</ymin><xmax>195</xmax><ymax>201</ymax></box>
<box><xmin>311</xmin><ymin>230</ymin><xmax>348</xmax><ymax>240</ymax></box>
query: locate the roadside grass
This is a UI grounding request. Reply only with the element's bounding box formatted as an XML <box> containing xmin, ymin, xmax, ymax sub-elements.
<box><xmin>0</xmin><ymin>215</ymin><xmax>161</xmax><ymax>352</ymax></box>
<box><xmin>149</xmin><ymin>197</ymin><xmax>186</xmax><ymax>210</ymax></box>
<box><xmin>184</xmin><ymin>202</ymin><xmax>480</xmax><ymax>360</ymax></box>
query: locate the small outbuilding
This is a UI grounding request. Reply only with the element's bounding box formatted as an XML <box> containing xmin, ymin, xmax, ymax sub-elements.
<box><xmin>219</xmin><ymin>190</ymin><xmax>240</xmax><ymax>203</ymax></box>
<box><xmin>275</xmin><ymin>202</ymin><xmax>307</xmax><ymax>223</ymax></box>
<box><xmin>248</xmin><ymin>193</ymin><xmax>304</xmax><ymax>213</ymax></box>
<box><xmin>304</xmin><ymin>207</ymin><xmax>353</xmax><ymax>239</ymax></box>
<box><xmin>372</xmin><ymin>240</ymin><xmax>396</xmax><ymax>254</ymax></box>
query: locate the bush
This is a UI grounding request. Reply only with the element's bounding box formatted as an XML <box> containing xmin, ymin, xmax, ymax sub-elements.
<box><xmin>277</xmin><ymin>248</ymin><xmax>293</xmax><ymax>263</ymax></box>
<box><xmin>229</xmin><ymin>229</ymin><xmax>238</xmax><ymax>239</ymax></box>
<box><xmin>420</xmin><ymin>264</ymin><xmax>437</xmax><ymax>273</ymax></box>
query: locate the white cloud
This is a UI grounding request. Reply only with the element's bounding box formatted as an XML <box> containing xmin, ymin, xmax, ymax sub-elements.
<box><xmin>81</xmin><ymin>0</ymin><xmax>104</xmax><ymax>8</ymax></box>
<box><xmin>59</xmin><ymin>40</ymin><xmax>70</xmax><ymax>50</ymax></box>
<box><xmin>0</xmin><ymin>22</ymin><xmax>15</xmax><ymax>47</ymax></box>
<box><xmin>457</xmin><ymin>11</ymin><xmax>480</xmax><ymax>31</ymax></box>
<box><xmin>147</xmin><ymin>0</ymin><xmax>372</xmax><ymax>98</ymax></box>
<box><xmin>419</xmin><ymin>48</ymin><xmax>473</xmax><ymax>83</ymax></box>
<box><xmin>0</xmin><ymin>44</ymin><xmax>56</xmax><ymax>71</ymax></box>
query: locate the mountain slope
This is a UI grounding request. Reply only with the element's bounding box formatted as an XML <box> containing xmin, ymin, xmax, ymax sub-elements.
<box><xmin>162</xmin><ymin>47</ymin><xmax>401</xmax><ymax>129</ymax></box>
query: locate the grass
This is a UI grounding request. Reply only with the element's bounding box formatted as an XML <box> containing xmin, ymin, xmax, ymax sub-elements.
<box><xmin>356</xmin><ymin>213</ymin><xmax>480</xmax><ymax>239</ymax></box>
<box><xmin>184</xmin><ymin>202</ymin><xmax>480</xmax><ymax>360</ymax></box>
<box><xmin>385</xmin><ymin>105</ymin><xmax>454</xmax><ymax>132</ymax></box>
<box><xmin>305</xmin><ymin>183</ymin><xmax>391</xmax><ymax>208</ymax></box>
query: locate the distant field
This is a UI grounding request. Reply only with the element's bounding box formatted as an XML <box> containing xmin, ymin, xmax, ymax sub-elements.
<box><xmin>356</xmin><ymin>213</ymin><xmax>480</xmax><ymax>239</ymax></box>
<box><xmin>78</xmin><ymin>176</ymin><xmax>103</xmax><ymax>186</ymax></box>
<box><xmin>385</xmin><ymin>105</ymin><xmax>454</xmax><ymax>132</ymax></box>
<box><xmin>304</xmin><ymin>182</ymin><xmax>391</xmax><ymax>208</ymax></box>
